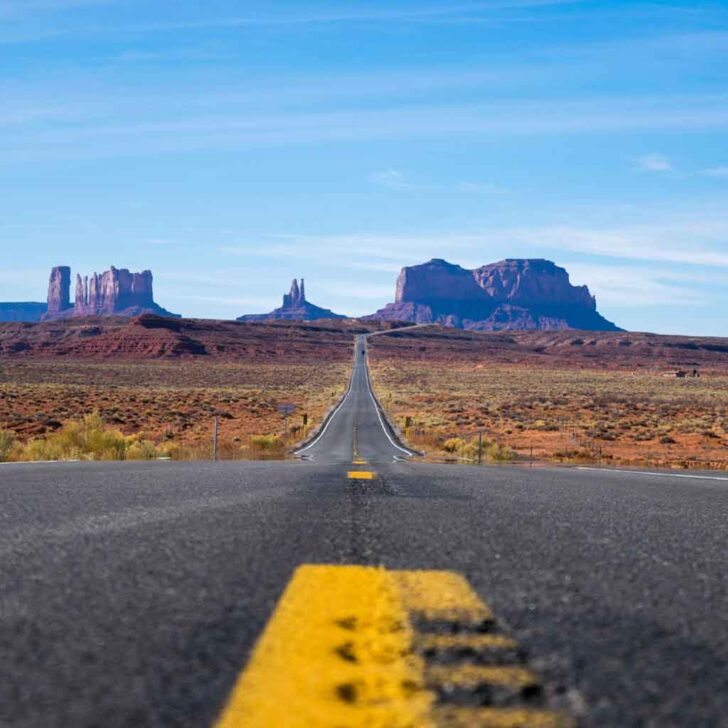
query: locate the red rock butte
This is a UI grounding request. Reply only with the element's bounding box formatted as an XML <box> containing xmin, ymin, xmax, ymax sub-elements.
<box><xmin>367</xmin><ymin>258</ymin><xmax>621</xmax><ymax>331</ymax></box>
<box><xmin>42</xmin><ymin>266</ymin><xmax>179</xmax><ymax>320</ymax></box>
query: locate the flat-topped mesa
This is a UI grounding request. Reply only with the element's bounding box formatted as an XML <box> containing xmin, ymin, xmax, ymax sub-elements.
<box><xmin>370</xmin><ymin>257</ymin><xmax>621</xmax><ymax>332</ymax></box>
<box><xmin>473</xmin><ymin>259</ymin><xmax>595</xmax><ymax>308</ymax></box>
<box><xmin>42</xmin><ymin>266</ymin><xmax>178</xmax><ymax>320</ymax></box>
<box><xmin>395</xmin><ymin>259</ymin><xmax>485</xmax><ymax>305</ymax></box>
<box><xmin>237</xmin><ymin>278</ymin><xmax>345</xmax><ymax>322</ymax></box>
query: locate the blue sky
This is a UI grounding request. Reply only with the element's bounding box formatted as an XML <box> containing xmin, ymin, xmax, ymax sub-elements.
<box><xmin>0</xmin><ymin>0</ymin><xmax>727</xmax><ymax>334</ymax></box>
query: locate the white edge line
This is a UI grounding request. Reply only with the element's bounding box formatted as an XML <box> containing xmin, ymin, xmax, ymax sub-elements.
<box><xmin>576</xmin><ymin>466</ymin><xmax>728</xmax><ymax>482</ymax></box>
<box><xmin>294</xmin><ymin>387</ymin><xmax>350</xmax><ymax>454</ymax></box>
<box><xmin>363</xmin><ymin>349</ymin><xmax>416</xmax><ymax>458</ymax></box>
<box><xmin>296</xmin><ymin>336</ymin><xmax>416</xmax><ymax>458</ymax></box>
<box><xmin>293</xmin><ymin>353</ymin><xmax>356</xmax><ymax>455</ymax></box>
<box><xmin>366</xmin><ymin>378</ymin><xmax>415</xmax><ymax>457</ymax></box>
<box><xmin>0</xmin><ymin>459</ymin><xmax>82</xmax><ymax>466</ymax></box>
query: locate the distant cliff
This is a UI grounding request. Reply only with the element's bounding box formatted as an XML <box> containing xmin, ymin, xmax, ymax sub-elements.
<box><xmin>367</xmin><ymin>258</ymin><xmax>621</xmax><ymax>331</ymax></box>
<box><xmin>237</xmin><ymin>279</ymin><xmax>346</xmax><ymax>322</ymax></box>
<box><xmin>42</xmin><ymin>266</ymin><xmax>179</xmax><ymax>320</ymax></box>
<box><xmin>0</xmin><ymin>302</ymin><xmax>47</xmax><ymax>323</ymax></box>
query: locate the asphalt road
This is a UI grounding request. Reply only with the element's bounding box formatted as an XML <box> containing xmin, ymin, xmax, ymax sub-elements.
<box><xmin>295</xmin><ymin>336</ymin><xmax>415</xmax><ymax>463</ymax></box>
<box><xmin>1</xmin><ymin>339</ymin><xmax>727</xmax><ymax>727</ymax></box>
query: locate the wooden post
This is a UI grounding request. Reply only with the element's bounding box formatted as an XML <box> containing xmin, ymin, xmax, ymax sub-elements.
<box><xmin>478</xmin><ymin>432</ymin><xmax>483</xmax><ymax>465</ymax></box>
<box><xmin>213</xmin><ymin>416</ymin><xmax>219</xmax><ymax>462</ymax></box>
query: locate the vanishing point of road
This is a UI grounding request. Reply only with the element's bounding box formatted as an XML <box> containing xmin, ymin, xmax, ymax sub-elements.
<box><xmin>1</xmin><ymin>335</ymin><xmax>726</xmax><ymax>726</ymax></box>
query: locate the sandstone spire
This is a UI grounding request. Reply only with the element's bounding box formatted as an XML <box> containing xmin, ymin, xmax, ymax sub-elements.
<box><xmin>46</xmin><ymin>266</ymin><xmax>72</xmax><ymax>316</ymax></box>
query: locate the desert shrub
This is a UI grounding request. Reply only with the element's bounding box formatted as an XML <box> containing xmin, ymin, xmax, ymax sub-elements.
<box><xmin>16</xmin><ymin>412</ymin><xmax>157</xmax><ymax>462</ymax></box>
<box><xmin>442</xmin><ymin>436</ymin><xmax>513</xmax><ymax>463</ymax></box>
<box><xmin>250</xmin><ymin>434</ymin><xmax>281</xmax><ymax>450</ymax></box>
<box><xmin>553</xmin><ymin>448</ymin><xmax>596</xmax><ymax>463</ymax></box>
<box><xmin>533</xmin><ymin>419</ymin><xmax>560</xmax><ymax>432</ymax></box>
<box><xmin>486</xmin><ymin>442</ymin><xmax>514</xmax><ymax>462</ymax></box>
<box><xmin>0</xmin><ymin>429</ymin><xmax>17</xmax><ymax>462</ymax></box>
<box><xmin>443</xmin><ymin>437</ymin><xmax>466</xmax><ymax>453</ymax></box>
<box><xmin>126</xmin><ymin>438</ymin><xmax>164</xmax><ymax>460</ymax></box>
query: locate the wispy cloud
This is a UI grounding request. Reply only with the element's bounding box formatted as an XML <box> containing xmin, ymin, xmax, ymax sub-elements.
<box><xmin>457</xmin><ymin>181</ymin><xmax>508</xmax><ymax>194</ymax></box>
<box><xmin>243</xmin><ymin>216</ymin><xmax>728</xmax><ymax>272</ymax></box>
<box><xmin>566</xmin><ymin>263</ymin><xmax>707</xmax><ymax>307</ymax></box>
<box><xmin>506</xmin><ymin>222</ymin><xmax>728</xmax><ymax>267</ymax></box>
<box><xmin>368</xmin><ymin>169</ymin><xmax>412</xmax><ymax>191</ymax></box>
<box><xmin>4</xmin><ymin>95</ymin><xmax>728</xmax><ymax>163</ymax></box>
<box><xmin>0</xmin><ymin>0</ymin><xmax>577</xmax><ymax>41</ymax></box>
<box><xmin>633</xmin><ymin>153</ymin><xmax>673</xmax><ymax>173</ymax></box>
<box><xmin>0</xmin><ymin>0</ymin><xmax>115</xmax><ymax>15</ymax></box>
<box><xmin>184</xmin><ymin>294</ymin><xmax>273</xmax><ymax>308</ymax></box>
<box><xmin>319</xmin><ymin>282</ymin><xmax>394</xmax><ymax>301</ymax></box>
<box><xmin>699</xmin><ymin>166</ymin><xmax>728</xmax><ymax>177</ymax></box>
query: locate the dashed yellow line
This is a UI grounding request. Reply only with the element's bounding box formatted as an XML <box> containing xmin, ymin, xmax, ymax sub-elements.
<box><xmin>214</xmin><ymin>565</ymin><xmax>574</xmax><ymax>727</ymax></box>
<box><xmin>392</xmin><ymin>569</ymin><xmax>493</xmax><ymax>624</ymax></box>
<box><xmin>432</xmin><ymin>707</ymin><xmax>571</xmax><ymax>728</ymax></box>
<box><xmin>347</xmin><ymin>471</ymin><xmax>376</xmax><ymax>480</ymax></box>
<box><xmin>417</xmin><ymin>634</ymin><xmax>518</xmax><ymax>652</ymax></box>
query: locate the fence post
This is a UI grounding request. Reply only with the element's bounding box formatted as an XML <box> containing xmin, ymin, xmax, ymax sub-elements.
<box><xmin>478</xmin><ymin>432</ymin><xmax>483</xmax><ymax>465</ymax></box>
<box><xmin>213</xmin><ymin>416</ymin><xmax>219</xmax><ymax>462</ymax></box>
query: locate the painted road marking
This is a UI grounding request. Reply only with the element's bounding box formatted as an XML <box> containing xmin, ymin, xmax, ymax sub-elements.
<box><xmin>365</xmin><ymin>365</ymin><xmax>418</xmax><ymax>458</ymax></box>
<box><xmin>576</xmin><ymin>466</ymin><xmax>728</xmax><ymax>482</ymax></box>
<box><xmin>215</xmin><ymin>565</ymin><xmax>573</xmax><ymax>727</ymax></box>
<box><xmin>347</xmin><ymin>471</ymin><xmax>376</xmax><ymax>480</ymax></box>
<box><xmin>294</xmin><ymin>349</ymin><xmax>357</xmax><ymax>455</ymax></box>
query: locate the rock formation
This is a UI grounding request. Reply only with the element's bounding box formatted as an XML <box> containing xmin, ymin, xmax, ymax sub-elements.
<box><xmin>73</xmin><ymin>268</ymin><xmax>157</xmax><ymax>316</ymax></box>
<box><xmin>42</xmin><ymin>266</ymin><xmax>179</xmax><ymax>320</ymax></box>
<box><xmin>46</xmin><ymin>266</ymin><xmax>72</xmax><ymax>317</ymax></box>
<box><xmin>237</xmin><ymin>279</ymin><xmax>346</xmax><ymax>322</ymax></box>
<box><xmin>367</xmin><ymin>258</ymin><xmax>621</xmax><ymax>331</ymax></box>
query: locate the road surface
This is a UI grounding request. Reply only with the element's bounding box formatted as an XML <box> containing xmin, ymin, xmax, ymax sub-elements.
<box><xmin>1</xmin><ymin>338</ymin><xmax>726</xmax><ymax>726</ymax></box>
<box><xmin>295</xmin><ymin>336</ymin><xmax>416</xmax><ymax>463</ymax></box>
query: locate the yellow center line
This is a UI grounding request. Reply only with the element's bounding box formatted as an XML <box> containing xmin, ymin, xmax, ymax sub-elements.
<box><xmin>347</xmin><ymin>471</ymin><xmax>376</xmax><ymax>480</ymax></box>
<box><xmin>416</xmin><ymin>634</ymin><xmax>518</xmax><ymax>652</ymax></box>
<box><xmin>432</xmin><ymin>707</ymin><xmax>571</xmax><ymax>728</ymax></box>
<box><xmin>214</xmin><ymin>565</ymin><xmax>575</xmax><ymax>727</ymax></box>
<box><xmin>215</xmin><ymin>565</ymin><xmax>434</xmax><ymax>728</ymax></box>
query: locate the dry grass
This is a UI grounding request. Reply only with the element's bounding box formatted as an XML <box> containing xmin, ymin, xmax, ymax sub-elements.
<box><xmin>370</xmin><ymin>361</ymin><xmax>728</xmax><ymax>469</ymax></box>
<box><xmin>0</xmin><ymin>360</ymin><xmax>349</xmax><ymax>460</ymax></box>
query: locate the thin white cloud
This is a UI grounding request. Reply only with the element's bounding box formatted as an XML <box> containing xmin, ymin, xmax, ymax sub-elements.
<box><xmin>249</xmin><ymin>217</ymin><xmax>728</xmax><ymax>272</ymax></box>
<box><xmin>368</xmin><ymin>169</ymin><xmax>411</xmax><ymax>191</ymax></box>
<box><xmin>633</xmin><ymin>153</ymin><xmax>673</xmax><ymax>172</ymax></box>
<box><xmin>0</xmin><ymin>0</ymin><xmax>115</xmax><ymax>15</ymax></box>
<box><xmin>319</xmin><ymin>282</ymin><xmax>394</xmax><ymax>300</ymax></box>
<box><xmin>4</xmin><ymin>95</ymin><xmax>728</xmax><ymax>163</ymax></box>
<box><xmin>0</xmin><ymin>0</ymin><xmax>577</xmax><ymax>39</ymax></box>
<box><xmin>566</xmin><ymin>264</ymin><xmax>706</xmax><ymax>307</ymax></box>
<box><xmin>142</xmin><ymin>237</ymin><xmax>175</xmax><ymax>246</ymax></box>
<box><xmin>184</xmin><ymin>294</ymin><xmax>273</xmax><ymax>308</ymax></box>
<box><xmin>507</xmin><ymin>222</ymin><xmax>728</xmax><ymax>267</ymax></box>
<box><xmin>457</xmin><ymin>181</ymin><xmax>508</xmax><ymax>194</ymax></box>
<box><xmin>700</xmin><ymin>166</ymin><xmax>728</xmax><ymax>177</ymax></box>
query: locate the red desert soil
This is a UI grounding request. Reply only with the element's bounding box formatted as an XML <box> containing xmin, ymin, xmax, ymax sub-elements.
<box><xmin>0</xmin><ymin>315</ymin><xmax>372</xmax><ymax>361</ymax></box>
<box><xmin>367</xmin><ymin>327</ymin><xmax>728</xmax><ymax>469</ymax></box>
<box><xmin>2</xmin><ymin>318</ymin><xmax>727</xmax><ymax>467</ymax></box>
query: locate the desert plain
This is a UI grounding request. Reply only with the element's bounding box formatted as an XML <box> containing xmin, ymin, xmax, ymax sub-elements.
<box><xmin>1</xmin><ymin>316</ymin><xmax>727</xmax><ymax>469</ymax></box>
